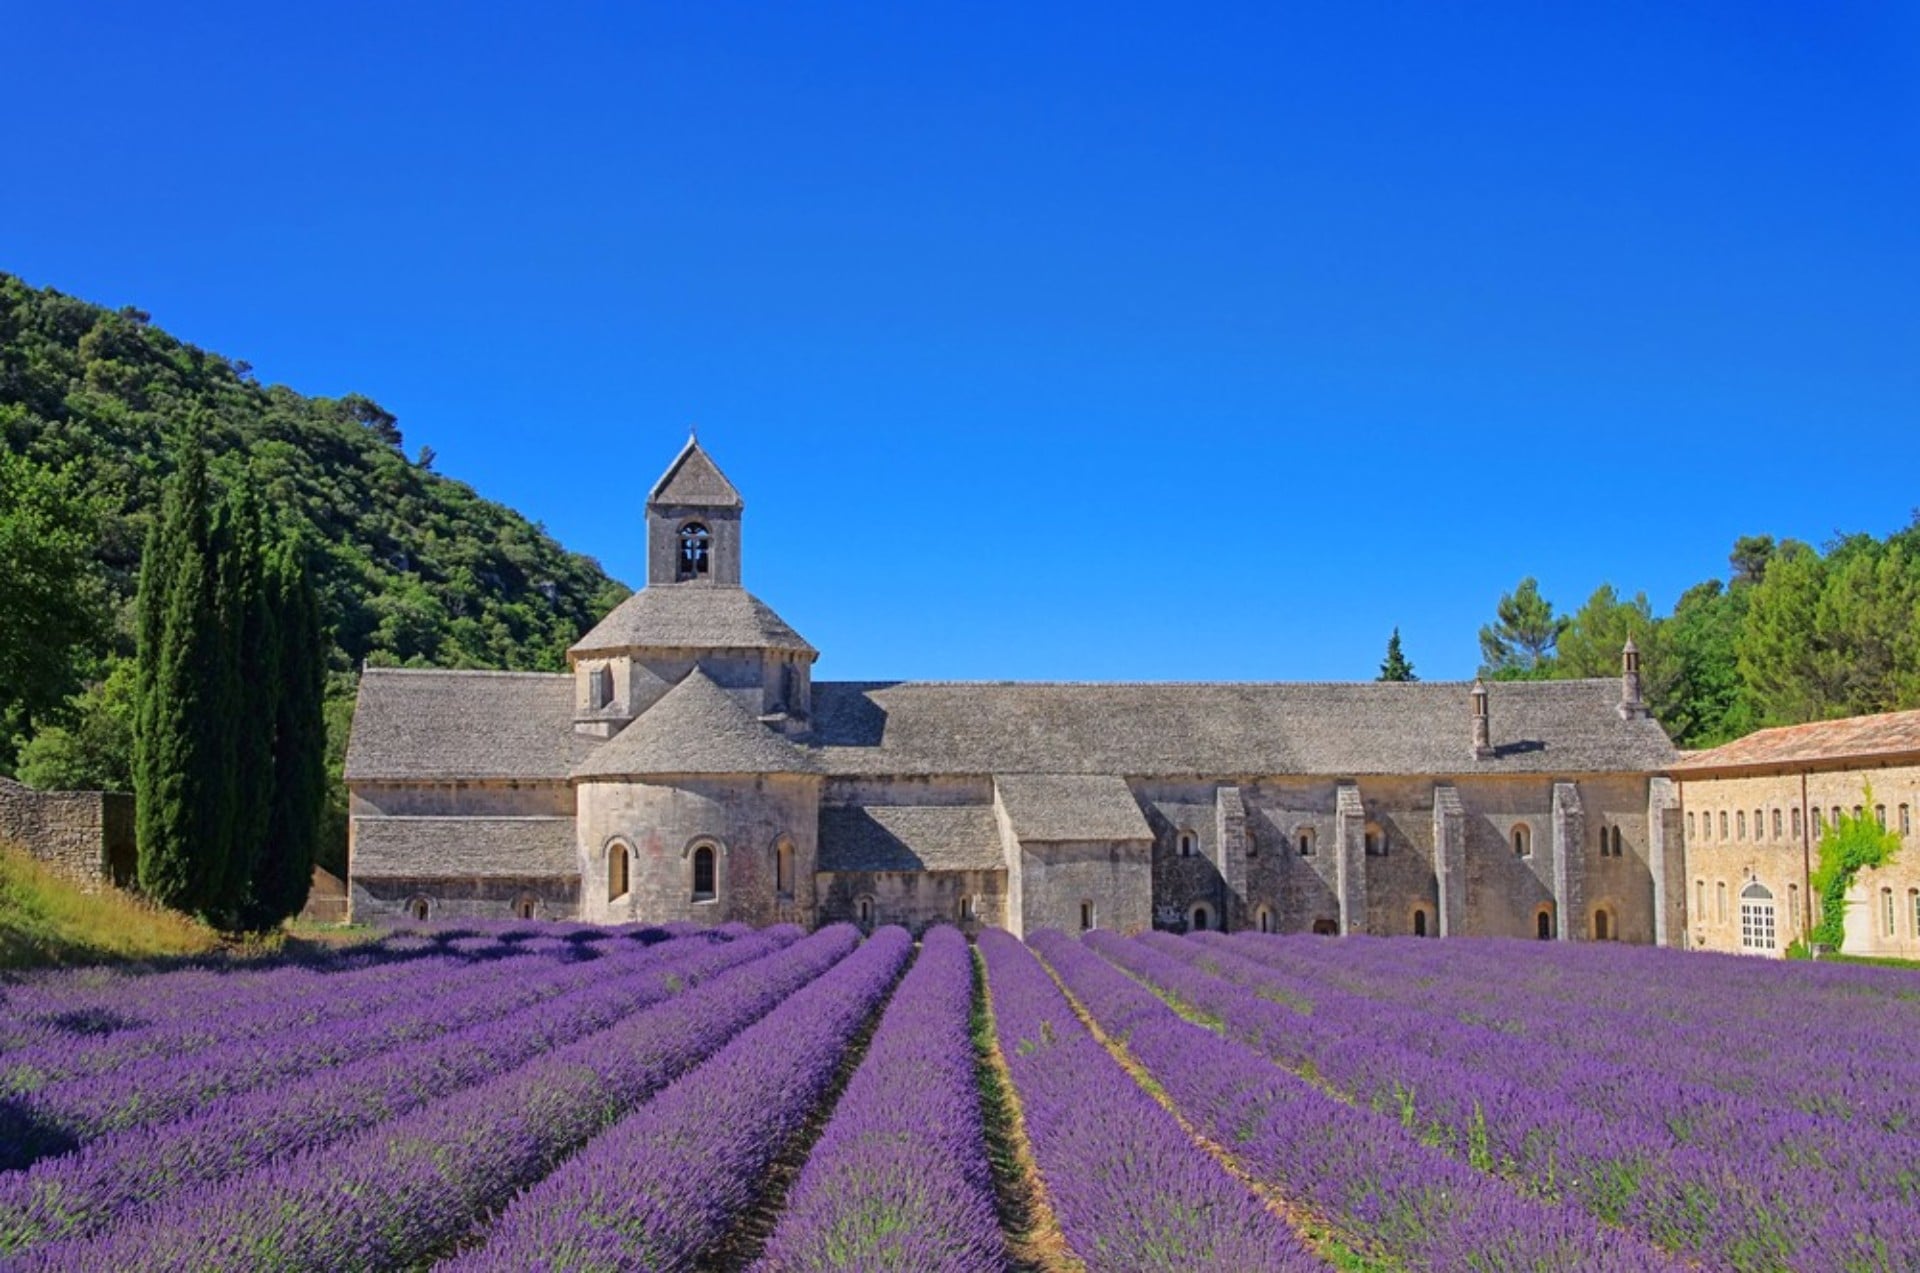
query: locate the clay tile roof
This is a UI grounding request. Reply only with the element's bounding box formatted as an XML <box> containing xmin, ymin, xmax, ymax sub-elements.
<box><xmin>818</xmin><ymin>804</ymin><xmax>1005</xmax><ymax>872</ymax></box>
<box><xmin>568</xmin><ymin>587</ymin><xmax>816</xmax><ymax>658</ymax></box>
<box><xmin>808</xmin><ymin>678</ymin><xmax>1676</xmax><ymax>778</ymax></box>
<box><xmin>344</xmin><ymin>668</ymin><xmax>599</xmax><ymax>782</ymax></box>
<box><xmin>570</xmin><ymin>669</ymin><xmax>818</xmax><ymax>780</ymax></box>
<box><xmin>1671</xmin><ymin>708</ymin><xmax>1920</xmax><ymax>774</ymax></box>
<box><xmin>995</xmin><ymin>774</ymin><xmax>1152</xmax><ymax>842</ymax></box>
<box><xmin>650</xmin><ymin>437</ymin><xmax>743</xmax><ymax>509</ymax></box>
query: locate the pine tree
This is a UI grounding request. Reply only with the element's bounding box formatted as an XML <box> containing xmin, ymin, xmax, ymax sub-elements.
<box><xmin>1377</xmin><ymin>628</ymin><xmax>1417</xmax><ymax>681</ymax></box>
<box><xmin>253</xmin><ymin>538</ymin><xmax>326</xmax><ymax>928</ymax></box>
<box><xmin>1478</xmin><ymin>577</ymin><xmax>1567</xmax><ymax>679</ymax></box>
<box><xmin>134</xmin><ymin>437</ymin><xmax>235</xmax><ymax>918</ymax></box>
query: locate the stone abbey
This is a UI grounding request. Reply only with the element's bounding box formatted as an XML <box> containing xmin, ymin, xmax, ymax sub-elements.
<box><xmin>344</xmin><ymin>437</ymin><xmax>1686</xmax><ymax>941</ymax></box>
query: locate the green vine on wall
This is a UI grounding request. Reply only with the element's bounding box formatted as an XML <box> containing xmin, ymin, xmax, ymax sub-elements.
<box><xmin>1809</xmin><ymin>783</ymin><xmax>1902</xmax><ymax>951</ymax></box>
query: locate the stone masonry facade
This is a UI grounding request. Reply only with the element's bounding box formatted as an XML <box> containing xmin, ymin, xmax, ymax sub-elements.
<box><xmin>344</xmin><ymin>437</ymin><xmax>1687</xmax><ymax>941</ymax></box>
<box><xmin>0</xmin><ymin>776</ymin><xmax>135</xmax><ymax>891</ymax></box>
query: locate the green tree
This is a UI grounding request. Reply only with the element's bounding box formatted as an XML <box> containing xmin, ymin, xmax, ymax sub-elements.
<box><xmin>1556</xmin><ymin>584</ymin><xmax>1657</xmax><ymax>678</ymax></box>
<box><xmin>0</xmin><ymin>452</ymin><xmax>109</xmax><ymax>772</ymax></box>
<box><xmin>14</xmin><ymin>658</ymin><xmax>138</xmax><ymax>792</ymax></box>
<box><xmin>1737</xmin><ymin>540</ymin><xmax>1831</xmax><ymax>725</ymax></box>
<box><xmin>1478</xmin><ymin>577</ymin><xmax>1567</xmax><ymax>679</ymax></box>
<box><xmin>1377</xmin><ymin>628</ymin><xmax>1417</xmax><ymax>681</ymax></box>
<box><xmin>1657</xmin><ymin>580</ymin><xmax>1754</xmax><ymax>747</ymax></box>
<box><xmin>211</xmin><ymin>479</ymin><xmax>277</xmax><ymax>929</ymax></box>
<box><xmin>251</xmin><ymin>538</ymin><xmax>327</xmax><ymax>928</ymax></box>
<box><xmin>1809</xmin><ymin>787</ymin><xmax>1902</xmax><ymax>951</ymax></box>
<box><xmin>134</xmin><ymin>438</ymin><xmax>236</xmax><ymax>919</ymax></box>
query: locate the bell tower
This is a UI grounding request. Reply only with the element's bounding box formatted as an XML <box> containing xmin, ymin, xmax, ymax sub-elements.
<box><xmin>647</xmin><ymin>432</ymin><xmax>744</xmax><ymax>588</ymax></box>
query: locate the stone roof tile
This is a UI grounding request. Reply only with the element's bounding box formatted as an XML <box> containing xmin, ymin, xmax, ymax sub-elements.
<box><xmin>568</xmin><ymin>587</ymin><xmax>815</xmax><ymax>657</ymax></box>
<box><xmin>995</xmin><ymin>774</ymin><xmax>1152</xmax><ymax>842</ymax></box>
<box><xmin>818</xmin><ymin>804</ymin><xmax>1005</xmax><ymax>872</ymax></box>
<box><xmin>650</xmin><ymin>437</ymin><xmax>743</xmax><ymax>508</ymax></box>
<box><xmin>571</xmin><ymin>669</ymin><xmax>818</xmax><ymax>780</ymax></box>
<box><xmin>352</xmin><ymin>815</ymin><xmax>577</xmax><ymax>877</ymax></box>
<box><xmin>343</xmin><ymin>669</ymin><xmax>597</xmax><ymax>782</ymax></box>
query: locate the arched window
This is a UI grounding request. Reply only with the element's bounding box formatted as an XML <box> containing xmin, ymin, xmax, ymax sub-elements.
<box><xmin>1720</xmin><ymin>811</ymin><xmax>1730</xmax><ymax>838</ymax></box>
<box><xmin>1772</xmin><ymin>809</ymin><xmax>1784</xmax><ymax>839</ymax></box>
<box><xmin>1686</xmin><ymin>811</ymin><xmax>1695</xmax><ymax>839</ymax></box>
<box><xmin>1695</xmin><ymin>879</ymin><xmax>1705</xmax><ymax>918</ymax></box>
<box><xmin>608</xmin><ymin>842</ymin><xmax>631</xmax><ymax>901</ymax></box>
<box><xmin>1813</xmin><ymin>807</ymin><xmax>1826</xmax><ymax>834</ymax></box>
<box><xmin>1245</xmin><ymin>829</ymin><xmax>1257</xmax><ymax>858</ymax></box>
<box><xmin>1176</xmin><ymin>829</ymin><xmax>1198</xmax><ymax>857</ymax></box>
<box><xmin>958</xmin><ymin>895</ymin><xmax>975</xmax><ymax>923</ymax></box>
<box><xmin>677</xmin><ymin>522</ymin><xmax>711</xmax><ymax>579</ymax></box>
<box><xmin>1716</xmin><ymin>880</ymin><xmax>1728</xmax><ymax>923</ymax></box>
<box><xmin>1364</xmin><ymin>823</ymin><xmax>1386</xmax><ymax>857</ymax></box>
<box><xmin>1191</xmin><ymin>905</ymin><xmax>1211</xmax><ymax>932</ymax></box>
<box><xmin>1296</xmin><ymin>828</ymin><xmax>1316</xmax><ymax>857</ymax></box>
<box><xmin>1910</xmin><ymin>889</ymin><xmax>1920</xmax><ymax>937</ymax></box>
<box><xmin>1610</xmin><ymin>826</ymin><xmax>1624</xmax><ymax>857</ymax></box>
<box><xmin>1312</xmin><ymin>918</ymin><xmax>1339</xmax><ymax>936</ymax></box>
<box><xmin>1593</xmin><ymin>908</ymin><xmax>1616</xmax><ymax>941</ymax></box>
<box><xmin>1832</xmin><ymin>805</ymin><xmax>1843</xmax><ymax>829</ymax></box>
<box><xmin>692</xmin><ymin>844</ymin><xmax>717</xmax><ymax>901</ymax></box>
<box><xmin>1512</xmin><ymin>823</ymin><xmax>1532</xmax><ymax>858</ymax></box>
<box><xmin>1256</xmin><ymin>906</ymin><xmax>1274</xmax><ymax>934</ymax></box>
<box><xmin>1536</xmin><ymin>907</ymin><xmax>1554</xmax><ymax>940</ymax></box>
<box><xmin>407</xmin><ymin>896</ymin><xmax>430</xmax><ymax>922</ymax></box>
<box><xmin>1412</xmin><ymin>908</ymin><xmax>1429</xmax><ymax>938</ymax></box>
<box><xmin>1901</xmin><ymin>804</ymin><xmax>1912</xmax><ymax>835</ymax></box>
<box><xmin>1079</xmin><ymin>900</ymin><xmax>1095</xmax><ymax>932</ymax></box>
<box><xmin>1792</xmin><ymin>807</ymin><xmax>1803</xmax><ymax>839</ymax></box>
<box><xmin>1736</xmin><ymin>811</ymin><xmax>1746</xmax><ymax>840</ymax></box>
<box><xmin>775</xmin><ymin>838</ymin><xmax>794</xmax><ymax>897</ymax></box>
<box><xmin>857</xmin><ymin>895</ymin><xmax>875</xmax><ymax>927</ymax></box>
<box><xmin>1875</xmin><ymin>805</ymin><xmax>1887</xmax><ymax>829</ymax></box>
<box><xmin>1883</xmin><ymin>887</ymin><xmax>1896</xmax><ymax>937</ymax></box>
<box><xmin>514</xmin><ymin>894</ymin><xmax>538</xmax><ymax>921</ymax></box>
<box><xmin>1740</xmin><ymin>881</ymin><xmax>1776</xmax><ymax>951</ymax></box>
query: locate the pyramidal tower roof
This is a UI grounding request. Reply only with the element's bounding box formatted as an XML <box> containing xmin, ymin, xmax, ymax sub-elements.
<box><xmin>650</xmin><ymin>434</ymin><xmax>744</xmax><ymax>509</ymax></box>
<box><xmin>571</xmin><ymin>668</ymin><xmax>818</xmax><ymax>779</ymax></box>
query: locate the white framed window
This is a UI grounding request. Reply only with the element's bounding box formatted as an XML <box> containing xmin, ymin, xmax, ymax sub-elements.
<box><xmin>1739</xmin><ymin>882</ymin><xmax>1776</xmax><ymax>952</ymax></box>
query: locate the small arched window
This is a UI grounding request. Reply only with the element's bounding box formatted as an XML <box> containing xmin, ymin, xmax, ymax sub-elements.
<box><xmin>1256</xmin><ymin>906</ymin><xmax>1273</xmax><ymax>934</ymax></box>
<box><xmin>677</xmin><ymin>522</ymin><xmax>711</xmax><ymax>579</ymax></box>
<box><xmin>1312</xmin><ymin>918</ymin><xmax>1339</xmax><ymax>936</ymax></box>
<box><xmin>1721</xmin><ymin>811</ymin><xmax>1730</xmax><ymax>838</ymax></box>
<box><xmin>1910</xmin><ymin>888</ymin><xmax>1920</xmax><ymax>937</ymax></box>
<box><xmin>514</xmin><ymin>894</ymin><xmax>537</xmax><ymax>921</ymax></box>
<box><xmin>1191</xmin><ymin>905</ymin><xmax>1211</xmax><ymax>932</ymax></box>
<box><xmin>1832</xmin><ymin>805</ymin><xmax>1843</xmax><ymax>829</ymax></box>
<box><xmin>1771</xmin><ymin>809</ymin><xmax>1784</xmax><ymax>839</ymax></box>
<box><xmin>1364</xmin><ymin>823</ymin><xmax>1386</xmax><ymax>857</ymax></box>
<box><xmin>1296</xmin><ymin>828</ymin><xmax>1316</xmax><ymax>857</ymax></box>
<box><xmin>692</xmin><ymin>844</ymin><xmax>717</xmax><ymax>901</ymax></box>
<box><xmin>1716</xmin><ymin>880</ymin><xmax>1728</xmax><ymax>923</ymax></box>
<box><xmin>1412</xmin><ymin>908</ymin><xmax>1429</xmax><ymax>938</ymax></box>
<box><xmin>1512</xmin><ymin>823</ymin><xmax>1532</xmax><ymax>858</ymax></box>
<box><xmin>857</xmin><ymin>895</ymin><xmax>875</xmax><ymax>927</ymax></box>
<box><xmin>407</xmin><ymin>896</ymin><xmax>430</xmax><ymax>922</ymax></box>
<box><xmin>608</xmin><ymin>842</ymin><xmax>631</xmax><ymax>901</ymax></box>
<box><xmin>1813</xmin><ymin>807</ymin><xmax>1826</xmax><ymax>834</ymax></box>
<box><xmin>1695</xmin><ymin>879</ymin><xmax>1705</xmax><ymax>918</ymax></box>
<box><xmin>1788</xmin><ymin>883</ymin><xmax>1801</xmax><ymax>931</ymax></box>
<box><xmin>775</xmin><ymin>838</ymin><xmax>794</xmax><ymax>897</ymax></box>
<box><xmin>1536</xmin><ymin>907</ymin><xmax>1554</xmax><ymax>940</ymax></box>
<box><xmin>1901</xmin><ymin>804</ymin><xmax>1911</xmax><ymax>834</ymax></box>
<box><xmin>1079</xmin><ymin>900</ymin><xmax>1095</xmax><ymax>932</ymax></box>
<box><xmin>1686</xmin><ymin>811</ymin><xmax>1695</xmax><ymax>839</ymax></box>
<box><xmin>1593</xmin><ymin>908</ymin><xmax>1612</xmax><ymax>941</ymax></box>
<box><xmin>1736</xmin><ymin>811</ymin><xmax>1746</xmax><ymax>840</ymax></box>
<box><xmin>1792</xmin><ymin>807</ymin><xmax>1803</xmax><ymax>839</ymax></box>
<box><xmin>1883</xmin><ymin>887</ymin><xmax>1896</xmax><ymax>937</ymax></box>
<box><xmin>1177</xmin><ymin>830</ymin><xmax>1198</xmax><ymax>858</ymax></box>
<box><xmin>1609</xmin><ymin>826</ymin><xmax>1624</xmax><ymax>857</ymax></box>
<box><xmin>1875</xmin><ymin>805</ymin><xmax>1887</xmax><ymax>829</ymax></box>
<box><xmin>958</xmin><ymin>895</ymin><xmax>975</xmax><ymax>923</ymax></box>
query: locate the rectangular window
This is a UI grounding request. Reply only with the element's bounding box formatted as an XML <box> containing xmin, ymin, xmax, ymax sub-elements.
<box><xmin>1814</xmin><ymin>808</ymin><xmax>1826</xmax><ymax>834</ymax></box>
<box><xmin>1079</xmin><ymin>901</ymin><xmax>1095</xmax><ymax>931</ymax></box>
<box><xmin>1740</xmin><ymin>898</ymin><xmax>1776</xmax><ymax>951</ymax></box>
<box><xmin>1902</xmin><ymin>804</ymin><xmax>1912</xmax><ymax>835</ymax></box>
<box><xmin>1911</xmin><ymin>890</ymin><xmax>1919</xmax><ymax>939</ymax></box>
<box><xmin>1789</xmin><ymin>884</ymin><xmax>1801</xmax><ymax>931</ymax></box>
<box><xmin>1876</xmin><ymin>805</ymin><xmax>1887</xmax><ymax>829</ymax></box>
<box><xmin>1885</xmin><ymin>889</ymin><xmax>1896</xmax><ymax>937</ymax></box>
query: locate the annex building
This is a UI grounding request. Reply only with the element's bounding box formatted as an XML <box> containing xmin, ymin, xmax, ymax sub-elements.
<box><xmin>344</xmin><ymin>438</ymin><xmax>1683</xmax><ymax>940</ymax></box>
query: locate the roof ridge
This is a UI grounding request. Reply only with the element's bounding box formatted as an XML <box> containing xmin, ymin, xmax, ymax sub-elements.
<box><xmin>809</xmin><ymin>677</ymin><xmax>1621</xmax><ymax>690</ymax></box>
<box><xmin>360</xmin><ymin>667</ymin><xmax>570</xmax><ymax>681</ymax></box>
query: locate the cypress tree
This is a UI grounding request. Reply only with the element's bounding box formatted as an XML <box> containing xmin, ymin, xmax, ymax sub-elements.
<box><xmin>1377</xmin><ymin>628</ymin><xmax>1418</xmax><ymax>682</ymax></box>
<box><xmin>134</xmin><ymin>437</ymin><xmax>235</xmax><ymax>918</ymax></box>
<box><xmin>215</xmin><ymin>480</ymin><xmax>279</xmax><ymax>929</ymax></box>
<box><xmin>253</xmin><ymin>538</ymin><xmax>325</xmax><ymax>927</ymax></box>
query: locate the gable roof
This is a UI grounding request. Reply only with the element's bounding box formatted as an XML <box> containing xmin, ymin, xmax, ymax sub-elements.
<box><xmin>1670</xmin><ymin>708</ymin><xmax>1920</xmax><ymax>775</ymax></box>
<box><xmin>650</xmin><ymin>436</ymin><xmax>743</xmax><ymax>509</ymax></box>
<box><xmin>995</xmin><ymin>774</ymin><xmax>1152</xmax><ymax>842</ymax></box>
<box><xmin>569</xmin><ymin>586</ymin><xmax>816</xmax><ymax>658</ymax></box>
<box><xmin>809</xmin><ymin>678</ymin><xmax>1676</xmax><ymax>777</ymax></box>
<box><xmin>818</xmin><ymin>804</ymin><xmax>1006</xmax><ymax>872</ymax></box>
<box><xmin>344</xmin><ymin>668</ymin><xmax>598</xmax><ymax>782</ymax></box>
<box><xmin>570</xmin><ymin>669</ymin><xmax>818</xmax><ymax>780</ymax></box>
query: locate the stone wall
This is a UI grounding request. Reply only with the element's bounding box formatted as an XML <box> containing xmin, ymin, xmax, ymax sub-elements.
<box><xmin>353</xmin><ymin>874</ymin><xmax>581</xmax><ymax>925</ymax></box>
<box><xmin>1013</xmin><ymin>839</ymin><xmax>1153</xmax><ymax>938</ymax></box>
<box><xmin>816</xmin><ymin>868</ymin><xmax>1005</xmax><ymax>934</ymax></box>
<box><xmin>1678</xmin><ymin>762</ymin><xmax>1920</xmax><ymax>958</ymax></box>
<box><xmin>0</xmin><ymin>777</ymin><xmax>134</xmax><ymax>889</ymax></box>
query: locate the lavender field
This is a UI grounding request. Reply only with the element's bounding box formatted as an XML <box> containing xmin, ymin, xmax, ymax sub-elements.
<box><xmin>0</xmin><ymin>923</ymin><xmax>1914</xmax><ymax>1272</ymax></box>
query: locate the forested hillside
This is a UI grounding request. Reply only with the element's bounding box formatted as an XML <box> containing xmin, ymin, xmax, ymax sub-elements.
<box><xmin>0</xmin><ymin>272</ymin><xmax>629</xmax><ymax>863</ymax></box>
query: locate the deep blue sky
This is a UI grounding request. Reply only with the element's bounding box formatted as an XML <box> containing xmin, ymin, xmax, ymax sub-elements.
<box><xmin>7</xmin><ymin>3</ymin><xmax>1917</xmax><ymax>682</ymax></box>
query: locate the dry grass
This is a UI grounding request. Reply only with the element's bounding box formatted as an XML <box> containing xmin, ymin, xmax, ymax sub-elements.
<box><xmin>0</xmin><ymin>842</ymin><xmax>223</xmax><ymax>970</ymax></box>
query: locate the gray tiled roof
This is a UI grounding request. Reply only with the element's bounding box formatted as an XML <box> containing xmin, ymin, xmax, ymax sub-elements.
<box><xmin>344</xmin><ymin>669</ymin><xmax>598</xmax><ymax>782</ymax></box>
<box><xmin>569</xmin><ymin>587</ymin><xmax>816</xmax><ymax>658</ymax></box>
<box><xmin>995</xmin><ymin>774</ymin><xmax>1152</xmax><ymax>842</ymax></box>
<box><xmin>809</xmin><ymin>679</ymin><xmax>1677</xmax><ymax>777</ymax></box>
<box><xmin>571</xmin><ymin>669</ymin><xmax>818</xmax><ymax>779</ymax></box>
<box><xmin>352</xmin><ymin>815</ymin><xmax>577</xmax><ymax>877</ymax></box>
<box><xmin>650</xmin><ymin>437</ymin><xmax>744</xmax><ymax>508</ymax></box>
<box><xmin>818</xmin><ymin>804</ymin><xmax>1006</xmax><ymax>872</ymax></box>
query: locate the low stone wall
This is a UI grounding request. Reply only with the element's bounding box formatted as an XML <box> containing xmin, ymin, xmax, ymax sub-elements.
<box><xmin>0</xmin><ymin>777</ymin><xmax>135</xmax><ymax>890</ymax></box>
<box><xmin>299</xmin><ymin>866</ymin><xmax>350</xmax><ymax>924</ymax></box>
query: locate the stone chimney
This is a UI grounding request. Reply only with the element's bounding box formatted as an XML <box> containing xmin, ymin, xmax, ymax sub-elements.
<box><xmin>1471</xmin><ymin>680</ymin><xmax>1494</xmax><ymax>759</ymax></box>
<box><xmin>1618</xmin><ymin>637</ymin><xmax>1649</xmax><ymax>720</ymax></box>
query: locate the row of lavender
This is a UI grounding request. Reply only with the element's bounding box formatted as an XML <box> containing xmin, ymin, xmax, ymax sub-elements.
<box><xmin>1093</xmin><ymin>931</ymin><xmax>1916</xmax><ymax>1271</ymax></box>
